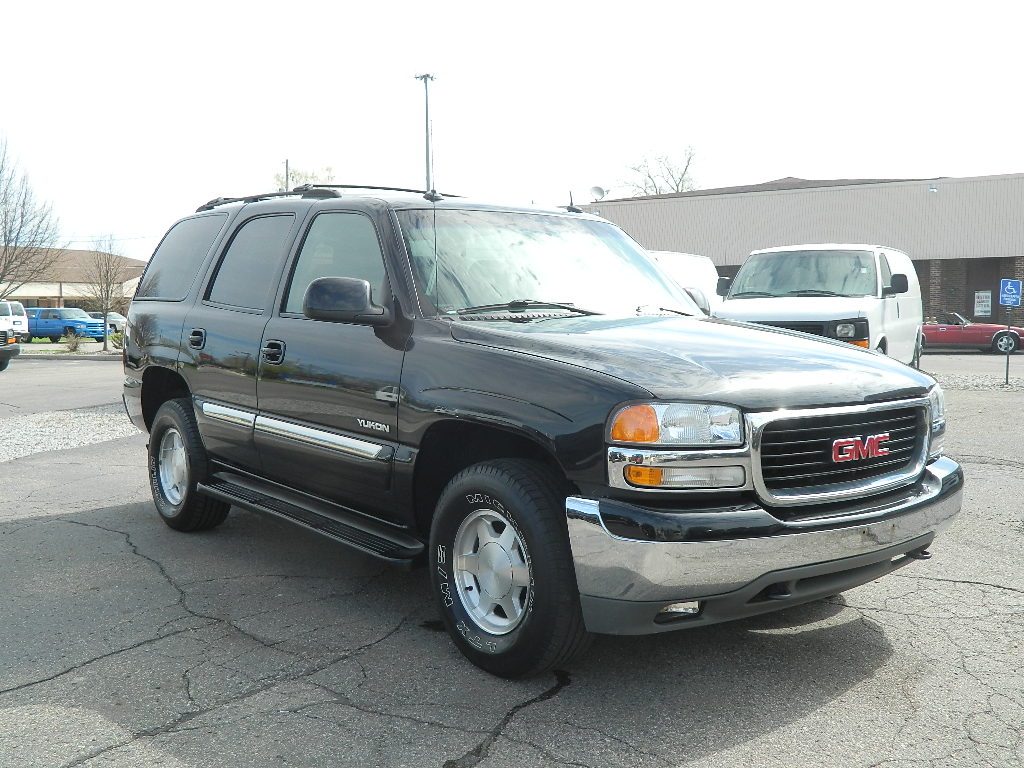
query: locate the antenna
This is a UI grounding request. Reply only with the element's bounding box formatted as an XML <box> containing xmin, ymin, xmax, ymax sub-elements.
<box><xmin>414</xmin><ymin>74</ymin><xmax>436</xmax><ymax>198</ymax></box>
<box><xmin>590</xmin><ymin>186</ymin><xmax>608</xmax><ymax>201</ymax></box>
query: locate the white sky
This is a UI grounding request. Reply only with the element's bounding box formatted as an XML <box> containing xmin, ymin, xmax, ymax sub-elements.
<box><xmin>4</xmin><ymin>0</ymin><xmax>1023</xmax><ymax>261</ymax></box>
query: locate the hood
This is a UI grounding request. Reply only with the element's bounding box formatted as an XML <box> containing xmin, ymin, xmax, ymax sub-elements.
<box><xmin>715</xmin><ymin>295</ymin><xmax>871</xmax><ymax>322</ymax></box>
<box><xmin>449</xmin><ymin>314</ymin><xmax>934</xmax><ymax>410</ymax></box>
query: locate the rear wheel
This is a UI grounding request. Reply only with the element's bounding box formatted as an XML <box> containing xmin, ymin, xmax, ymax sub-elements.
<box><xmin>20</xmin><ymin>334</ymin><xmax>31</xmax><ymax>344</ymax></box>
<box><xmin>0</xmin><ymin>359</ymin><xmax>9</xmax><ymax>372</ymax></box>
<box><xmin>48</xmin><ymin>336</ymin><xmax>61</xmax><ymax>343</ymax></box>
<box><xmin>148</xmin><ymin>398</ymin><xmax>230</xmax><ymax>531</ymax></box>
<box><xmin>429</xmin><ymin>459</ymin><xmax>590</xmax><ymax>678</ymax></box>
<box><xmin>993</xmin><ymin>334</ymin><xmax>1018</xmax><ymax>354</ymax></box>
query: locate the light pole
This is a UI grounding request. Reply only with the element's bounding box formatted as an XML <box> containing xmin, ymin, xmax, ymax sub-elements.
<box><xmin>414</xmin><ymin>74</ymin><xmax>435</xmax><ymax>194</ymax></box>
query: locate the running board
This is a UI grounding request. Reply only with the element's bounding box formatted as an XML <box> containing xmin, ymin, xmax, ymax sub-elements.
<box><xmin>198</xmin><ymin>476</ymin><xmax>424</xmax><ymax>565</ymax></box>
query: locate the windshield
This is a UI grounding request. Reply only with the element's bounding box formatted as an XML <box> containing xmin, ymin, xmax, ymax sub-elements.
<box><xmin>60</xmin><ymin>308</ymin><xmax>90</xmax><ymax>319</ymax></box>
<box><xmin>11</xmin><ymin>303</ymin><xmax>24</xmax><ymax>316</ymax></box>
<box><xmin>396</xmin><ymin>209</ymin><xmax>699</xmax><ymax>317</ymax></box>
<box><xmin>730</xmin><ymin>249</ymin><xmax>877</xmax><ymax>298</ymax></box>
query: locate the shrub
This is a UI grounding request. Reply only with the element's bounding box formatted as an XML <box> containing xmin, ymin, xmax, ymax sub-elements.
<box><xmin>62</xmin><ymin>333</ymin><xmax>83</xmax><ymax>352</ymax></box>
<box><xmin>108</xmin><ymin>332</ymin><xmax>125</xmax><ymax>350</ymax></box>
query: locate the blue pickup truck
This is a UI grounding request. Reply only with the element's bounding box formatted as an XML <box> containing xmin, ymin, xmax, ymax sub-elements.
<box><xmin>26</xmin><ymin>307</ymin><xmax>105</xmax><ymax>342</ymax></box>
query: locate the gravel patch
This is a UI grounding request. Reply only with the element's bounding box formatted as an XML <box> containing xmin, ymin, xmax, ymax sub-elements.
<box><xmin>0</xmin><ymin>403</ymin><xmax>141</xmax><ymax>462</ymax></box>
<box><xmin>922</xmin><ymin>371</ymin><xmax>1024</xmax><ymax>392</ymax></box>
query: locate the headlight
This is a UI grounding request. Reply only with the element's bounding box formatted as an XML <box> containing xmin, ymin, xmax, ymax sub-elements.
<box><xmin>609</xmin><ymin>402</ymin><xmax>743</xmax><ymax>447</ymax></box>
<box><xmin>928</xmin><ymin>385</ymin><xmax>946</xmax><ymax>458</ymax></box>
<box><xmin>835</xmin><ymin>322</ymin><xmax>857</xmax><ymax>338</ymax></box>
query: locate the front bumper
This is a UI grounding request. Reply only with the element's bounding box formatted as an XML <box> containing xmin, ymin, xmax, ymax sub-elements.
<box><xmin>566</xmin><ymin>456</ymin><xmax>963</xmax><ymax>635</ymax></box>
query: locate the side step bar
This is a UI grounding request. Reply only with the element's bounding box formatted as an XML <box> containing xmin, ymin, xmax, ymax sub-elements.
<box><xmin>198</xmin><ymin>475</ymin><xmax>424</xmax><ymax>565</ymax></box>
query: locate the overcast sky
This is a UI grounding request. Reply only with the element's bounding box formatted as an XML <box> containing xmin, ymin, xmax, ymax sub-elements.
<box><xmin>4</xmin><ymin>1</ymin><xmax>1022</xmax><ymax>261</ymax></box>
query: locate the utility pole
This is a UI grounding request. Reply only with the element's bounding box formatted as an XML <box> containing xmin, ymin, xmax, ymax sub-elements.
<box><xmin>414</xmin><ymin>74</ymin><xmax>435</xmax><ymax>194</ymax></box>
<box><xmin>284</xmin><ymin>159</ymin><xmax>290</xmax><ymax>191</ymax></box>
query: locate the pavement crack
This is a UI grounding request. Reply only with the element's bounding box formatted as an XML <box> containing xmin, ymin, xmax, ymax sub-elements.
<box><xmin>441</xmin><ymin>670</ymin><xmax>572</xmax><ymax>768</ymax></box>
<box><xmin>892</xmin><ymin>573</ymin><xmax>1024</xmax><ymax>596</ymax></box>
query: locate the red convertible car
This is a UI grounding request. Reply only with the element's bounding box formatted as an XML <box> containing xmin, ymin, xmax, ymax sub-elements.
<box><xmin>922</xmin><ymin>311</ymin><xmax>1021</xmax><ymax>353</ymax></box>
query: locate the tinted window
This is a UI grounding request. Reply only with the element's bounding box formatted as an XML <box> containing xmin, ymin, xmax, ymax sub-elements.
<box><xmin>283</xmin><ymin>212</ymin><xmax>387</xmax><ymax>314</ymax></box>
<box><xmin>208</xmin><ymin>215</ymin><xmax>295</xmax><ymax>310</ymax></box>
<box><xmin>136</xmin><ymin>214</ymin><xmax>228</xmax><ymax>300</ymax></box>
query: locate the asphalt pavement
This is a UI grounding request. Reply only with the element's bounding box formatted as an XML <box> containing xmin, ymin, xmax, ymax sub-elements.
<box><xmin>0</xmin><ymin>355</ymin><xmax>1021</xmax><ymax>768</ymax></box>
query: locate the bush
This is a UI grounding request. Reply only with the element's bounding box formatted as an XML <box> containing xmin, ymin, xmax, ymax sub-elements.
<box><xmin>62</xmin><ymin>333</ymin><xmax>83</xmax><ymax>352</ymax></box>
<box><xmin>108</xmin><ymin>332</ymin><xmax>125</xmax><ymax>350</ymax></box>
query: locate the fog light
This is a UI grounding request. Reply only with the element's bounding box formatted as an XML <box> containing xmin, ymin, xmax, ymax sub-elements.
<box><xmin>657</xmin><ymin>601</ymin><xmax>702</xmax><ymax>617</ymax></box>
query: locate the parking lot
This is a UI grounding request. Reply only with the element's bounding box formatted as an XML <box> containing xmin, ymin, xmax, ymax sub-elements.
<box><xmin>0</xmin><ymin>353</ymin><xmax>1021</xmax><ymax>768</ymax></box>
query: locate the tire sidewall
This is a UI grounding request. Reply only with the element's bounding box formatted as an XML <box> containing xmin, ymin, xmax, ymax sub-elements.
<box><xmin>429</xmin><ymin>465</ymin><xmax>570</xmax><ymax>673</ymax></box>
<box><xmin>148</xmin><ymin>401</ymin><xmax>199</xmax><ymax>524</ymax></box>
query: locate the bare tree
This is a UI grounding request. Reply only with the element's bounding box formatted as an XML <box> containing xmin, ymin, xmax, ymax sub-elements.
<box><xmin>273</xmin><ymin>165</ymin><xmax>335</xmax><ymax>191</ymax></box>
<box><xmin>624</xmin><ymin>148</ymin><xmax>696</xmax><ymax>196</ymax></box>
<box><xmin>82</xmin><ymin>235</ymin><xmax>129</xmax><ymax>351</ymax></box>
<box><xmin>0</xmin><ymin>139</ymin><xmax>64</xmax><ymax>298</ymax></box>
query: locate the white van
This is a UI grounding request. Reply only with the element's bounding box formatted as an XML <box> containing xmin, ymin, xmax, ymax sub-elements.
<box><xmin>0</xmin><ymin>300</ymin><xmax>29</xmax><ymax>344</ymax></box>
<box><xmin>647</xmin><ymin>251</ymin><xmax>721</xmax><ymax>314</ymax></box>
<box><xmin>716</xmin><ymin>244</ymin><xmax>923</xmax><ymax>366</ymax></box>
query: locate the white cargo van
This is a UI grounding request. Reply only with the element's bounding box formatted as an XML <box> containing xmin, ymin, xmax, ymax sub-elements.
<box><xmin>647</xmin><ymin>251</ymin><xmax>721</xmax><ymax>314</ymax></box>
<box><xmin>716</xmin><ymin>244</ymin><xmax>923</xmax><ymax>366</ymax></box>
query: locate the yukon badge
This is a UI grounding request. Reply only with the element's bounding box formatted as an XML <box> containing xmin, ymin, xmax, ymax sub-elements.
<box><xmin>357</xmin><ymin>418</ymin><xmax>391</xmax><ymax>434</ymax></box>
<box><xmin>832</xmin><ymin>433</ymin><xmax>890</xmax><ymax>462</ymax></box>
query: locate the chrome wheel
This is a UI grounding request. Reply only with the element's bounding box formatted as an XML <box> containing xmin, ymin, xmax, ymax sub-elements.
<box><xmin>453</xmin><ymin>508</ymin><xmax>532</xmax><ymax>635</ymax></box>
<box><xmin>995</xmin><ymin>334</ymin><xmax>1017</xmax><ymax>353</ymax></box>
<box><xmin>157</xmin><ymin>427</ymin><xmax>188</xmax><ymax>506</ymax></box>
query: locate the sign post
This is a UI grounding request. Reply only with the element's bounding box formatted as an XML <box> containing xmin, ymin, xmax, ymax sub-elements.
<box><xmin>998</xmin><ymin>279</ymin><xmax>1021</xmax><ymax>385</ymax></box>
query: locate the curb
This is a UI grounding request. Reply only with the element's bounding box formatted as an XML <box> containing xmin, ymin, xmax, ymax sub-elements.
<box><xmin>19</xmin><ymin>352</ymin><xmax>122</xmax><ymax>362</ymax></box>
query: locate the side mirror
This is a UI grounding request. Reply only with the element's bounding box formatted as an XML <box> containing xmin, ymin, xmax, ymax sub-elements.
<box><xmin>683</xmin><ymin>287</ymin><xmax>711</xmax><ymax>315</ymax></box>
<box><xmin>883</xmin><ymin>273</ymin><xmax>909</xmax><ymax>296</ymax></box>
<box><xmin>716</xmin><ymin>276</ymin><xmax>732</xmax><ymax>297</ymax></box>
<box><xmin>303</xmin><ymin>277</ymin><xmax>392</xmax><ymax>326</ymax></box>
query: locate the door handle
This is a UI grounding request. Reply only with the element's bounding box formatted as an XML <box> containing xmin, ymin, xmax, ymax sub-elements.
<box><xmin>188</xmin><ymin>328</ymin><xmax>206</xmax><ymax>349</ymax></box>
<box><xmin>261</xmin><ymin>339</ymin><xmax>286</xmax><ymax>364</ymax></box>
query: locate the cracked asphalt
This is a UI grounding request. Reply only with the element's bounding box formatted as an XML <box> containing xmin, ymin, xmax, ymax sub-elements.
<box><xmin>1</xmin><ymin>354</ymin><xmax>1021</xmax><ymax>768</ymax></box>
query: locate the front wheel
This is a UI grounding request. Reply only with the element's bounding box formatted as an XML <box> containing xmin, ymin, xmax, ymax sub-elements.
<box><xmin>20</xmin><ymin>334</ymin><xmax>31</xmax><ymax>344</ymax></box>
<box><xmin>148</xmin><ymin>398</ymin><xmax>230</xmax><ymax>531</ymax></box>
<box><xmin>429</xmin><ymin>459</ymin><xmax>590</xmax><ymax>678</ymax></box>
<box><xmin>993</xmin><ymin>334</ymin><xmax>1018</xmax><ymax>354</ymax></box>
<box><xmin>0</xmin><ymin>359</ymin><xmax>9</xmax><ymax>372</ymax></box>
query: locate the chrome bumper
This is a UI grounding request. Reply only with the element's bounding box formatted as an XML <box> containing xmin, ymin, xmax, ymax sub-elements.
<box><xmin>566</xmin><ymin>456</ymin><xmax>963</xmax><ymax>635</ymax></box>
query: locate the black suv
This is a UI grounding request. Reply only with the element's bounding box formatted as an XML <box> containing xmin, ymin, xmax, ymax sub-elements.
<box><xmin>124</xmin><ymin>185</ymin><xmax>963</xmax><ymax>678</ymax></box>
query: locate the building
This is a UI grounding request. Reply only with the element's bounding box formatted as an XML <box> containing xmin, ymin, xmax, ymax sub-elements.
<box><xmin>585</xmin><ymin>173</ymin><xmax>1024</xmax><ymax>321</ymax></box>
<box><xmin>2</xmin><ymin>248</ymin><xmax>147</xmax><ymax>311</ymax></box>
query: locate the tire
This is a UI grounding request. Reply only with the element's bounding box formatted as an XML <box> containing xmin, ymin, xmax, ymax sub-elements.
<box><xmin>48</xmin><ymin>336</ymin><xmax>61</xmax><ymax>343</ymax></box>
<box><xmin>993</xmin><ymin>334</ymin><xmax>1018</xmax><ymax>354</ymax></box>
<box><xmin>63</xmin><ymin>326</ymin><xmax>78</xmax><ymax>338</ymax></box>
<box><xmin>0</xmin><ymin>359</ymin><xmax>8</xmax><ymax>372</ymax></box>
<box><xmin>20</xmin><ymin>334</ymin><xmax>31</xmax><ymax>344</ymax></box>
<box><xmin>911</xmin><ymin>335</ymin><xmax>923</xmax><ymax>368</ymax></box>
<box><xmin>429</xmin><ymin>459</ymin><xmax>590</xmax><ymax>678</ymax></box>
<box><xmin>148</xmin><ymin>398</ymin><xmax>230</xmax><ymax>531</ymax></box>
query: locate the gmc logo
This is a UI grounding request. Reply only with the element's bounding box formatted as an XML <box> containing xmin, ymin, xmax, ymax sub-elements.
<box><xmin>832</xmin><ymin>433</ymin><xmax>890</xmax><ymax>462</ymax></box>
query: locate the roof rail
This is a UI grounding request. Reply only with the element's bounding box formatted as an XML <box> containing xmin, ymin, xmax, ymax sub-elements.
<box><xmin>196</xmin><ymin>184</ymin><xmax>460</xmax><ymax>212</ymax></box>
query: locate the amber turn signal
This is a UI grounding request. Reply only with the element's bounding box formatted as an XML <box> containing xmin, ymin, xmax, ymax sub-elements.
<box><xmin>610</xmin><ymin>405</ymin><xmax>660</xmax><ymax>443</ymax></box>
<box><xmin>624</xmin><ymin>465</ymin><xmax>664</xmax><ymax>487</ymax></box>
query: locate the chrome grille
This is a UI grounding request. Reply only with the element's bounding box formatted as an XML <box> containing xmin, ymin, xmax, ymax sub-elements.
<box><xmin>753</xmin><ymin>402</ymin><xmax>928</xmax><ymax>506</ymax></box>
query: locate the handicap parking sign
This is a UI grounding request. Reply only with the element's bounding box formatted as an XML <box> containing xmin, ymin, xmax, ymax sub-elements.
<box><xmin>1001</xmin><ymin>279</ymin><xmax>1022</xmax><ymax>306</ymax></box>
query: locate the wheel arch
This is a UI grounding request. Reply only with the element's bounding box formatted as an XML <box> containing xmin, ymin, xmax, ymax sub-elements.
<box><xmin>412</xmin><ymin>419</ymin><xmax>571</xmax><ymax>538</ymax></box>
<box><xmin>141</xmin><ymin>366</ymin><xmax>192</xmax><ymax>431</ymax></box>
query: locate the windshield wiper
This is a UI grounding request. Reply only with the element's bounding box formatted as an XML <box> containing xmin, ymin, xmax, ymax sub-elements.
<box><xmin>457</xmin><ymin>300</ymin><xmax>602</xmax><ymax>316</ymax></box>
<box><xmin>729</xmin><ymin>291</ymin><xmax>778</xmax><ymax>298</ymax></box>
<box><xmin>635</xmin><ymin>305</ymin><xmax>696</xmax><ymax>317</ymax></box>
<box><xmin>785</xmin><ymin>289</ymin><xmax>842</xmax><ymax>297</ymax></box>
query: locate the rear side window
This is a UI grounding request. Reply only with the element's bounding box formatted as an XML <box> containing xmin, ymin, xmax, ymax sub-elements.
<box><xmin>136</xmin><ymin>214</ymin><xmax>228</xmax><ymax>300</ymax></box>
<box><xmin>207</xmin><ymin>214</ymin><xmax>296</xmax><ymax>310</ymax></box>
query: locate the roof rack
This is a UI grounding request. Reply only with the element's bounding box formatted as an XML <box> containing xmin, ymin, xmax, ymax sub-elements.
<box><xmin>196</xmin><ymin>184</ymin><xmax>460</xmax><ymax>212</ymax></box>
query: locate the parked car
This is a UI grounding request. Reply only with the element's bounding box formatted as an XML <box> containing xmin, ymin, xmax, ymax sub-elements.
<box><xmin>922</xmin><ymin>311</ymin><xmax>1022</xmax><ymax>353</ymax></box>
<box><xmin>716</xmin><ymin>244</ymin><xmax>924</xmax><ymax>366</ymax></box>
<box><xmin>88</xmin><ymin>311</ymin><xmax>127</xmax><ymax>334</ymax></box>
<box><xmin>0</xmin><ymin>300</ymin><xmax>30</xmax><ymax>344</ymax></box>
<box><xmin>124</xmin><ymin>185</ymin><xmax>962</xmax><ymax>678</ymax></box>
<box><xmin>647</xmin><ymin>251</ymin><xmax>721</xmax><ymax>314</ymax></box>
<box><xmin>26</xmin><ymin>307</ymin><xmax>105</xmax><ymax>342</ymax></box>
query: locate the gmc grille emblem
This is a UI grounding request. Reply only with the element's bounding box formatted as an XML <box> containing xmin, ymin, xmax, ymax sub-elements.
<box><xmin>832</xmin><ymin>433</ymin><xmax>890</xmax><ymax>462</ymax></box>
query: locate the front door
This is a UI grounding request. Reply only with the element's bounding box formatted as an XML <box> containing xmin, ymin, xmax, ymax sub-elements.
<box><xmin>255</xmin><ymin>209</ymin><xmax>405</xmax><ymax>520</ymax></box>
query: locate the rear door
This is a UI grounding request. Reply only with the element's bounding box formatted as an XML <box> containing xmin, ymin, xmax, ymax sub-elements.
<box><xmin>184</xmin><ymin>209</ymin><xmax>301</xmax><ymax>471</ymax></box>
<box><xmin>254</xmin><ymin>206</ymin><xmax>406</xmax><ymax>520</ymax></box>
